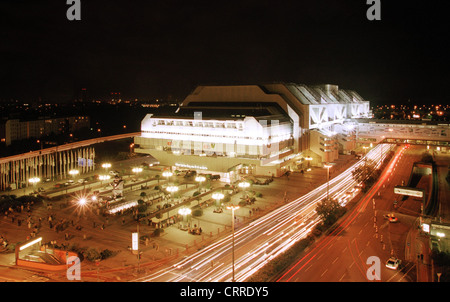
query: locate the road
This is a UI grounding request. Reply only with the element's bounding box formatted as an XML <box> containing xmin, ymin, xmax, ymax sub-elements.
<box><xmin>277</xmin><ymin>145</ymin><xmax>425</xmax><ymax>282</ymax></box>
<box><xmin>133</xmin><ymin>144</ymin><xmax>395</xmax><ymax>282</ymax></box>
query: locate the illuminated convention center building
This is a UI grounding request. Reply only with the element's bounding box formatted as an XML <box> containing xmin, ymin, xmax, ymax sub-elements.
<box><xmin>134</xmin><ymin>84</ymin><xmax>370</xmax><ymax>181</ymax></box>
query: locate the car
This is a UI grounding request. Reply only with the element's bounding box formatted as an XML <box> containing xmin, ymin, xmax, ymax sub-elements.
<box><xmin>184</xmin><ymin>170</ymin><xmax>197</xmax><ymax>178</ymax></box>
<box><xmin>109</xmin><ymin>170</ymin><xmax>119</xmax><ymax>176</ymax></box>
<box><xmin>210</xmin><ymin>174</ymin><xmax>221</xmax><ymax>180</ymax></box>
<box><xmin>385</xmin><ymin>257</ymin><xmax>401</xmax><ymax>270</ymax></box>
<box><xmin>388</xmin><ymin>215</ymin><xmax>398</xmax><ymax>223</ymax></box>
<box><xmin>384</xmin><ymin>213</ymin><xmax>398</xmax><ymax>222</ymax></box>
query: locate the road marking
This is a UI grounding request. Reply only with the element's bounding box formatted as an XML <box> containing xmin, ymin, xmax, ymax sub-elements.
<box><xmin>332</xmin><ymin>257</ymin><xmax>339</xmax><ymax>264</ymax></box>
<box><xmin>366</xmin><ymin>241</ymin><xmax>370</xmax><ymax>247</ymax></box>
<box><xmin>342</xmin><ymin>246</ymin><xmax>347</xmax><ymax>253</ymax></box>
<box><xmin>339</xmin><ymin>273</ymin><xmax>346</xmax><ymax>282</ymax></box>
<box><xmin>349</xmin><ymin>262</ymin><xmax>354</xmax><ymax>269</ymax></box>
<box><xmin>304</xmin><ymin>264</ymin><xmax>312</xmax><ymax>272</ymax></box>
<box><xmin>320</xmin><ymin>268</ymin><xmax>328</xmax><ymax>278</ymax></box>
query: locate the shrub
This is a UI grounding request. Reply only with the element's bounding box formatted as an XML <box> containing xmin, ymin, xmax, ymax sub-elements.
<box><xmin>85</xmin><ymin>248</ymin><xmax>101</xmax><ymax>262</ymax></box>
<box><xmin>153</xmin><ymin>228</ymin><xmax>164</xmax><ymax>237</ymax></box>
<box><xmin>137</xmin><ymin>204</ymin><xmax>147</xmax><ymax>213</ymax></box>
<box><xmin>100</xmin><ymin>249</ymin><xmax>114</xmax><ymax>260</ymax></box>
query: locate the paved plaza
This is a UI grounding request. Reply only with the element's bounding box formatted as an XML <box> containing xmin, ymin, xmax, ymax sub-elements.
<box><xmin>0</xmin><ymin>154</ymin><xmax>359</xmax><ymax>282</ymax></box>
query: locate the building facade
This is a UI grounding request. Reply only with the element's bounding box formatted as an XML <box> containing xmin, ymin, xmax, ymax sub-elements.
<box><xmin>134</xmin><ymin>83</ymin><xmax>370</xmax><ymax>179</ymax></box>
<box><xmin>5</xmin><ymin>116</ymin><xmax>90</xmax><ymax>146</ymax></box>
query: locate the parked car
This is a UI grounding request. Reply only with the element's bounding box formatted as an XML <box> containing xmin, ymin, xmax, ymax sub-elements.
<box><xmin>389</xmin><ymin>216</ymin><xmax>398</xmax><ymax>223</ymax></box>
<box><xmin>385</xmin><ymin>257</ymin><xmax>401</xmax><ymax>270</ymax></box>
<box><xmin>184</xmin><ymin>170</ymin><xmax>197</xmax><ymax>178</ymax></box>
<box><xmin>384</xmin><ymin>213</ymin><xmax>398</xmax><ymax>223</ymax></box>
<box><xmin>210</xmin><ymin>175</ymin><xmax>220</xmax><ymax>180</ymax></box>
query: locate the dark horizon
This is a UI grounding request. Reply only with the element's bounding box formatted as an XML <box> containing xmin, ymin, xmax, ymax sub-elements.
<box><xmin>1</xmin><ymin>1</ymin><xmax>449</xmax><ymax>106</ymax></box>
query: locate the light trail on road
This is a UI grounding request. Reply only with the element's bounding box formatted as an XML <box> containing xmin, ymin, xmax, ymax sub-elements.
<box><xmin>133</xmin><ymin>144</ymin><xmax>394</xmax><ymax>282</ymax></box>
<box><xmin>277</xmin><ymin>144</ymin><xmax>408</xmax><ymax>282</ymax></box>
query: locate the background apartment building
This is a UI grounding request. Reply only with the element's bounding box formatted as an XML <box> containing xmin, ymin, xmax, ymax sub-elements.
<box><xmin>5</xmin><ymin>116</ymin><xmax>90</xmax><ymax>146</ymax></box>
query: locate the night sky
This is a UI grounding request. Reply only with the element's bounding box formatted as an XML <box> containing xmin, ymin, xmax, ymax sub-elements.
<box><xmin>1</xmin><ymin>0</ymin><xmax>449</xmax><ymax>106</ymax></box>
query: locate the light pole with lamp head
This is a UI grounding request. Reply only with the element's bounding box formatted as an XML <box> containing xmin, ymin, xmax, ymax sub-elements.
<box><xmin>99</xmin><ymin>175</ymin><xmax>110</xmax><ymax>185</ymax></box>
<box><xmin>101</xmin><ymin>163</ymin><xmax>111</xmax><ymax>172</ymax></box>
<box><xmin>195</xmin><ymin>175</ymin><xmax>206</xmax><ymax>192</ymax></box>
<box><xmin>226</xmin><ymin>204</ymin><xmax>240</xmax><ymax>282</ymax></box>
<box><xmin>131</xmin><ymin>167</ymin><xmax>143</xmax><ymax>190</ymax></box>
<box><xmin>305</xmin><ymin>156</ymin><xmax>313</xmax><ymax>171</ymax></box>
<box><xmin>166</xmin><ymin>185</ymin><xmax>178</xmax><ymax>219</ymax></box>
<box><xmin>67</xmin><ymin>169</ymin><xmax>80</xmax><ymax>195</ymax></box>
<box><xmin>28</xmin><ymin>177</ymin><xmax>40</xmax><ymax>195</ymax></box>
<box><xmin>324</xmin><ymin>163</ymin><xmax>333</xmax><ymax>201</ymax></box>
<box><xmin>212</xmin><ymin>192</ymin><xmax>224</xmax><ymax>212</ymax></box>
<box><xmin>362</xmin><ymin>146</ymin><xmax>369</xmax><ymax>162</ymax></box>
<box><xmin>162</xmin><ymin>171</ymin><xmax>173</xmax><ymax>185</ymax></box>
<box><xmin>178</xmin><ymin>207</ymin><xmax>191</xmax><ymax>230</ymax></box>
<box><xmin>238</xmin><ymin>181</ymin><xmax>250</xmax><ymax>203</ymax></box>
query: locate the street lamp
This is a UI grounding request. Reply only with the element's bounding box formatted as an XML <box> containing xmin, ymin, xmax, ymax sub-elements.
<box><xmin>78</xmin><ymin>197</ymin><xmax>87</xmax><ymax>206</ymax></box>
<box><xmin>324</xmin><ymin>163</ymin><xmax>333</xmax><ymax>201</ymax></box>
<box><xmin>28</xmin><ymin>177</ymin><xmax>40</xmax><ymax>194</ymax></box>
<box><xmin>69</xmin><ymin>169</ymin><xmax>79</xmax><ymax>177</ymax></box>
<box><xmin>29</xmin><ymin>177</ymin><xmax>40</xmax><ymax>185</ymax></box>
<box><xmin>226</xmin><ymin>204</ymin><xmax>240</xmax><ymax>282</ymax></box>
<box><xmin>166</xmin><ymin>185</ymin><xmax>179</xmax><ymax>218</ymax></box>
<box><xmin>195</xmin><ymin>176</ymin><xmax>206</xmax><ymax>192</ymax></box>
<box><xmin>162</xmin><ymin>171</ymin><xmax>173</xmax><ymax>184</ymax></box>
<box><xmin>305</xmin><ymin>156</ymin><xmax>313</xmax><ymax>171</ymax></box>
<box><xmin>162</xmin><ymin>171</ymin><xmax>173</xmax><ymax>178</ymax></box>
<box><xmin>178</xmin><ymin>207</ymin><xmax>191</xmax><ymax>230</ymax></box>
<box><xmin>132</xmin><ymin>167</ymin><xmax>143</xmax><ymax>174</ymax></box>
<box><xmin>132</xmin><ymin>167</ymin><xmax>143</xmax><ymax>187</ymax></box>
<box><xmin>362</xmin><ymin>146</ymin><xmax>369</xmax><ymax>161</ymax></box>
<box><xmin>99</xmin><ymin>175</ymin><xmax>110</xmax><ymax>186</ymax></box>
<box><xmin>69</xmin><ymin>169</ymin><xmax>79</xmax><ymax>185</ymax></box>
<box><xmin>238</xmin><ymin>181</ymin><xmax>250</xmax><ymax>202</ymax></box>
<box><xmin>166</xmin><ymin>185</ymin><xmax>179</xmax><ymax>195</ymax></box>
<box><xmin>212</xmin><ymin>192</ymin><xmax>224</xmax><ymax>211</ymax></box>
<box><xmin>238</xmin><ymin>182</ymin><xmax>250</xmax><ymax>190</ymax></box>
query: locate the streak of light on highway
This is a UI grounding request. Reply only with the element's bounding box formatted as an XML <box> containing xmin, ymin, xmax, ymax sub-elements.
<box><xmin>133</xmin><ymin>144</ymin><xmax>395</xmax><ymax>282</ymax></box>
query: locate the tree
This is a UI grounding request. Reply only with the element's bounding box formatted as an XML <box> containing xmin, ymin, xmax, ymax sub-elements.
<box><xmin>140</xmin><ymin>192</ymin><xmax>147</xmax><ymax>202</ymax></box>
<box><xmin>421</xmin><ymin>152</ymin><xmax>434</xmax><ymax>163</ymax></box>
<box><xmin>85</xmin><ymin>248</ymin><xmax>101</xmax><ymax>262</ymax></box>
<box><xmin>316</xmin><ymin>198</ymin><xmax>344</xmax><ymax>226</ymax></box>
